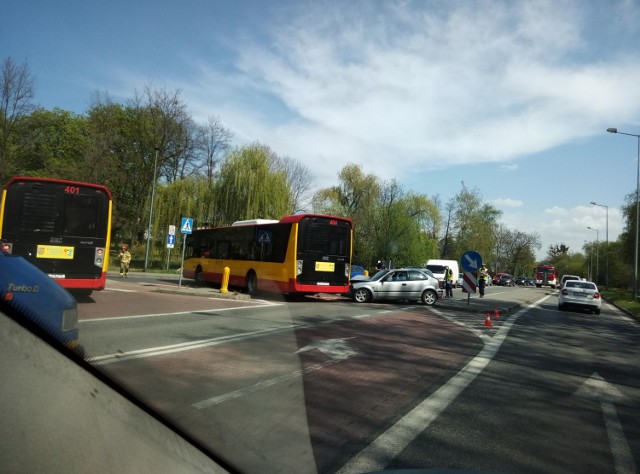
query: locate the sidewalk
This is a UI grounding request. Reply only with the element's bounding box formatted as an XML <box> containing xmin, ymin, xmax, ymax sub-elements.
<box><xmin>107</xmin><ymin>271</ymin><xmax>251</xmax><ymax>301</ymax></box>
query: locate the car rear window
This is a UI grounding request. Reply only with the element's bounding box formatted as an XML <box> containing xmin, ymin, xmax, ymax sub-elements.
<box><xmin>566</xmin><ymin>281</ymin><xmax>596</xmax><ymax>290</ymax></box>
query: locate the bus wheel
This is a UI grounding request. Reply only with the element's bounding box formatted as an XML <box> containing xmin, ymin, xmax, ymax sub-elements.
<box><xmin>195</xmin><ymin>266</ymin><xmax>205</xmax><ymax>284</ymax></box>
<box><xmin>246</xmin><ymin>271</ymin><xmax>258</xmax><ymax>295</ymax></box>
<box><xmin>352</xmin><ymin>288</ymin><xmax>372</xmax><ymax>303</ymax></box>
<box><xmin>421</xmin><ymin>289</ymin><xmax>437</xmax><ymax>306</ymax></box>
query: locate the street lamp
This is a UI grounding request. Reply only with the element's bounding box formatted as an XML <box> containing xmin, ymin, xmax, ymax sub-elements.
<box><xmin>587</xmin><ymin>226</ymin><xmax>599</xmax><ymax>284</ymax></box>
<box><xmin>590</xmin><ymin>201</ymin><xmax>608</xmax><ymax>288</ymax></box>
<box><xmin>144</xmin><ymin>147</ymin><xmax>160</xmax><ymax>272</ymax></box>
<box><xmin>607</xmin><ymin>127</ymin><xmax>640</xmax><ymax>299</ymax></box>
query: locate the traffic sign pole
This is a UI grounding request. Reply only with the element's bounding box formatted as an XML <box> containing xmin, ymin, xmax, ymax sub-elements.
<box><xmin>178</xmin><ymin>217</ymin><xmax>192</xmax><ymax>288</ymax></box>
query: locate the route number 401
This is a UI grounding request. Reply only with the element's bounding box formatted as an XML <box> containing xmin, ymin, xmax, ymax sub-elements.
<box><xmin>64</xmin><ymin>186</ymin><xmax>80</xmax><ymax>194</ymax></box>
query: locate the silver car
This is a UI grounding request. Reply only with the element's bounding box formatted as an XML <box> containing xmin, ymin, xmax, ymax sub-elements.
<box><xmin>350</xmin><ymin>268</ymin><xmax>440</xmax><ymax>305</ymax></box>
<box><xmin>558</xmin><ymin>280</ymin><xmax>602</xmax><ymax>314</ymax></box>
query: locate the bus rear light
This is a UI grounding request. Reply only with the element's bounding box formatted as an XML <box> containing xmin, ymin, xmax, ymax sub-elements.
<box><xmin>297</xmin><ymin>260</ymin><xmax>303</xmax><ymax>276</ymax></box>
<box><xmin>1</xmin><ymin>242</ymin><xmax>12</xmax><ymax>254</ymax></box>
<box><xmin>345</xmin><ymin>263</ymin><xmax>350</xmax><ymax>278</ymax></box>
<box><xmin>94</xmin><ymin>247</ymin><xmax>105</xmax><ymax>267</ymax></box>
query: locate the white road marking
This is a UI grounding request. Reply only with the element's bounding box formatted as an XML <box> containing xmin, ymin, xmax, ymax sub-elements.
<box><xmin>80</xmin><ymin>301</ymin><xmax>281</xmax><ymax>323</ymax></box>
<box><xmin>88</xmin><ymin>323</ymin><xmax>297</xmax><ymax>365</ymax></box>
<box><xmin>575</xmin><ymin>373</ymin><xmax>636</xmax><ymax>474</ymax></box>
<box><xmin>336</xmin><ymin>294</ymin><xmax>552</xmax><ymax>474</ymax></box>
<box><xmin>103</xmin><ymin>288</ymin><xmax>138</xmax><ymax>293</ymax></box>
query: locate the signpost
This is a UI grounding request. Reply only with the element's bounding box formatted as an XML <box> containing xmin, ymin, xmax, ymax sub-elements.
<box><xmin>461</xmin><ymin>250</ymin><xmax>482</xmax><ymax>305</ymax></box>
<box><xmin>166</xmin><ymin>226</ymin><xmax>176</xmax><ymax>270</ymax></box>
<box><xmin>178</xmin><ymin>218</ymin><xmax>193</xmax><ymax>288</ymax></box>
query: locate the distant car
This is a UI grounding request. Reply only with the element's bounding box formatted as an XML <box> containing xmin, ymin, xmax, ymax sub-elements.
<box><xmin>560</xmin><ymin>274</ymin><xmax>582</xmax><ymax>288</ymax></box>
<box><xmin>525</xmin><ymin>277</ymin><xmax>536</xmax><ymax>286</ymax></box>
<box><xmin>350</xmin><ymin>264</ymin><xmax>365</xmax><ymax>279</ymax></box>
<box><xmin>457</xmin><ymin>273</ymin><xmax>464</xmax><ymax>288</ymax></box>
<box><xmin>497</xmin><ymin>274</ymin><xmax>515</xmax><ymax>286</ymax></box>
<box><xmin>515</xmin><ymin>276</ymin><xmax>526</xmax><ymax>286</ymax></box>
<box><xmin>492</xmin><ymin>272</ymin><xmax>509</xmax><ymax>285</ymax></box>
<box><xmin>558</xmin><ymin>280</ymin><xmax>601</xmax><ymax>314</ymax></box>
<box><xmin>350</xmin><ymin>268</ymin><xmax>440</xmax><ymax>305</ymax></box>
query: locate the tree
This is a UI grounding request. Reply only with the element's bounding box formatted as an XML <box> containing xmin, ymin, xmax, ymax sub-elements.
<box><xmin>449</xmin><ymin>183</ymin><xmax>501</xmax><ymax>263</ymax></box>
<box><xmin>274</xmin><ymin>155</ymin><xmax>314</xmax><ymax>212</ymax></box>
<box><xmin>0</xmin><ymin>57</ymin><xmax>36</xmax><ymax>181</ymax></box>
<box><xmin>215</xmin><ymin>143</ymin><xmax>292</xmax><ymax>224</ymax></box>
<box><xmin>12</xmin><ymin>108</ymin><xmax>89</xmax><ymax>179</ymax></box>
<box><xmin>313</xmin><ymin>164</ymin><xmax>440</xmax><ymax>269</ymax></box>
<box><xmin>499</xmin><ymin>228</ymin><xmax>541</xmax><ymax>275</ymax></box>
<box><xmin>198</xmin><ymin>116</ymin><xmax>233</xmax><ymax>182</ymax></box>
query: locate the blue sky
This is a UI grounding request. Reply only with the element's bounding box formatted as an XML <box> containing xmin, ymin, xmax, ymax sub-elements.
<box><xmin>3</xmin><ymin>0</ymin><xmax>640</xmax><ymax>261</ymax></box>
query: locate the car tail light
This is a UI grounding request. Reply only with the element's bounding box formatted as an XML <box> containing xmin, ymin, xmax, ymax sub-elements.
<box><xmin>1</xmin><ymin>242</ymin><xmax>12</xmax><ymax>254</ymax></box>
<box><xmin>593</xmin><ymin>292</ymin><xmax>601</xmax><ymax>299</ymax></box>
<box><xmin>561</xmin><ymin>289</ymin><xmax>568</xmax><ymax>295</ymax></box>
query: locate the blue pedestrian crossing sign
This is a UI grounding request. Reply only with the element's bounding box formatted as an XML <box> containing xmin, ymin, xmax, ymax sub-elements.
<box><xmin>181</xmin><ymin>217</ymin><xmax>193</xmax><ymax>234</ymax></box>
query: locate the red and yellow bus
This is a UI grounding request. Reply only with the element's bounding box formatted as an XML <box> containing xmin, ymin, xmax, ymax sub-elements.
<box><xmin>0</xmin><ymin>177</ymin><xmax>112</xmax><ymax>294</ymax></box>
<box><xmin>535</xmin><ymin>264</ymin><xmax>558</xmax><ymax>289</ymax></box>
<box><xmin>183</xmin><ymin>214</ymin><xmax>353</xmax><ymax>295</ymax></box>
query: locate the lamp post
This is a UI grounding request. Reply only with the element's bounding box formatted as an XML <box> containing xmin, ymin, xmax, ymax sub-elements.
<box><xmin>144</xmin><ymin>147</ymin><xmax>160</xmax><ymax>272</ymax></box>
<box><xmin>590</xmin><ymin>201</ymin><xmax>608</xmax><ymax>288</ymax></box>
<box><xmin>587</xmin><ymin>227</ymin><xmax>599</xmax><ymax>284</ymax></box>
<box><xmin>607</xmin><ymin>127</ymin><xmax>640</xmax><ymax>299</ymax></box>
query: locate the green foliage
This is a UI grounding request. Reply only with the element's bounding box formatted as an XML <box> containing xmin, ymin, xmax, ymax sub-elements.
<box><xmin>214</xmin><ymin>143</ymin><xmax>293</xmax><ymax>224</ymax></box>
<box><xmin>313</xmin><ymin>164</ymin><xmax>441</xmax><ymax>268</ymax></box>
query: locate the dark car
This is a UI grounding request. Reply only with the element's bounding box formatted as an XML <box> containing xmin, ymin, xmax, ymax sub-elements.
<box><xmin>497</xmin><ymin>274</ymin><xmax>515</xmax><ymax>286</ymax></box>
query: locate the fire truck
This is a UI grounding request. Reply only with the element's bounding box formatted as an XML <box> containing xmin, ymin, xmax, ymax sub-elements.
<box><xmin>535</xmin><ymin>264</ymin><xmax>558</xmax><ymax>289</ymax></box>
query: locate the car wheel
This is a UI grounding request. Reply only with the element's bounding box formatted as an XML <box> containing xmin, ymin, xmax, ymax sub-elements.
<box><xmin>245</xmin><ymin>271</ymin><xmax>258</xmax><ymax>295</ymax></box>
<box><xmin>558</xmin><ymin>303</ymin><xmax>564</xmax><ymax>311</ymax></box>
<box><xmin>352</xmin><ymin>288</ymin><xmax>372</xmax><ymax>303</ymax></box>
<box><xmin>595</xmin><ymin>308</ymin><xmax>601</xmax><ymax>315</ymax></box>
<box><xmin>421</xmin><ymin>289</ymin><xmax>437</xmax><ymax>306</ymax></box>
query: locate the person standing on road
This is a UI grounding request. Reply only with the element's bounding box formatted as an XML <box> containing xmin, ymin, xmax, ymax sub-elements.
<box><xmin>445</xmin><ymin>266</ymin><xmax>455</xmax><ymax>298</ymax></box>
<box><xmin>118</xmin><ymin>245</ymin><xmax>132</xmax><ymax>278</ymax></box>
<box><xmin>478</xmin><ymin>263</ymin><xmax>489</xmax><ymax>298</ymax></box>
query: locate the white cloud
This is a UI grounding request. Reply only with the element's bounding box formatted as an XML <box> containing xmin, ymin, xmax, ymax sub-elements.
<box><xmin>503</xmin><ymin>204</ymin><xmax>624</xmax><ymax>260</ymax></box>
<box><xmin>211</xmin><ymin>0</ymin><xmax>640</xmax><ymax>187</ymax></box>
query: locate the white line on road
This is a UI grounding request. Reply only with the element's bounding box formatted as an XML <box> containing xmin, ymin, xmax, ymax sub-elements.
<box><xmin>103</xmin><ymin>288</ymin><xmax>138</xmax><ymax>293</ymax></box>
<box><xmin>87</xmin><ymin>323</ymin><xmax>297</xmax><ymax>365</ymax></box>
<box><xmin>336</xmin><ymin>294</ymin><xmax>552</xmax><ymax>474</ymax></box>
<box><xmin>80</xmin><ymin>301</ymin><xmax>281</xmax><ymax>323</ymax></box>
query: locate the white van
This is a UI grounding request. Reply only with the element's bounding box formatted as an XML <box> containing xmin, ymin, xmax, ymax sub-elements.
<box><xmin>426</xmin><ymin>259</ymin><xmax>459</xmax><ymax>288</ymax></box>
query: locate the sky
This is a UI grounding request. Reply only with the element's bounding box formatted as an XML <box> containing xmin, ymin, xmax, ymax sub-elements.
<box><xmin>3</xmin><ymin>0</ymin><xmax>640</xmax><ymax>261</ymax></box>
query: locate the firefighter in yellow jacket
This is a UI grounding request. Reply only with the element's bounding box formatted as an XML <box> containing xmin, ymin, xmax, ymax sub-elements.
<box><xmin>118</xmin><ymin>245</ymin><xmax>132</xmax><ymax>278</ymax></box>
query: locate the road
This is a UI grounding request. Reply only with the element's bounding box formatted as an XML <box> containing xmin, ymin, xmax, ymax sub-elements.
<box><xmin>77</xmin><ymin>275</ymin><xmax>640</xmax><ymax>474</ymax></box>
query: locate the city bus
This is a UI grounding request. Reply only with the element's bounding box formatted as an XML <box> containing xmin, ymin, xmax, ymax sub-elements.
<box><xmin>534</xmin><ymin>264</ymin><xmax>558</xmax><ymax>289</ymax></box>
<box><xmin>0</xmin><ymin>176</ymin><xmax>112</xmax><ymax>294</ymax></box>
<box><xmin>183</xmin><ymin>214</ymin><xmax>353</xmax><ymax>295</ymax></box>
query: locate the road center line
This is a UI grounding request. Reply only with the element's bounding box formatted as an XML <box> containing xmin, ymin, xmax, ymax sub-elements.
<box><xmin>337</xmin><ymin>294</ymin><xmax>552</xmax><ymax>474</ymax></box>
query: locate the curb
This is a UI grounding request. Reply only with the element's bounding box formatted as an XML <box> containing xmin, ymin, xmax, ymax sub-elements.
<box><xmin>152</xmin><ymin>287</ymin><xmax>251</xmax><ymax>301</ymax></box>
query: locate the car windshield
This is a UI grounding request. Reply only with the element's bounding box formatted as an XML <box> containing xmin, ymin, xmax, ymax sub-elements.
<box><xmin>4</xmin><ymin>2</ymin><xmax>640</xmax><ymax>474</ymax></box>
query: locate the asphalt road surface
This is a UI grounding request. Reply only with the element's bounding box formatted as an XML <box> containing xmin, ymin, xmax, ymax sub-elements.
<box><xmin>76</xmin><ymin>275</ymin><xmax>640</xmax><ymax>473</ymax></box>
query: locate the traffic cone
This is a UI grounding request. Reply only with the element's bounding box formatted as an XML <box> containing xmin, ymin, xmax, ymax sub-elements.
<box><xmin>484</xmin><ymin>313</ymin><xmax>493</xmax><ymax>327</ymax></box>
<box><xmin>494</xmin><ymin>307</ymin><xmax>501</xmax><ymax>318</ymax></box>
